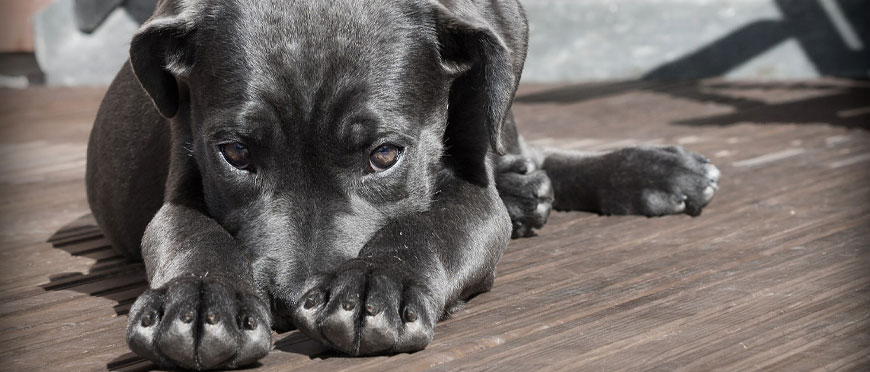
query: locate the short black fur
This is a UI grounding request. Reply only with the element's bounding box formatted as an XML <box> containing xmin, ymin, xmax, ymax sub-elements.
<box><xmin>86</xmin><ymin>0</ymin><xmax>720</xmax><ymax>369</ymax></box>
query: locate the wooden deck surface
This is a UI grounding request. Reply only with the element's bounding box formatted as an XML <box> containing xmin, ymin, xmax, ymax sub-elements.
<box><xmin>0</xmin><ymin>79</ymin><xmax>868</xmax><ymax>371</ymax></box>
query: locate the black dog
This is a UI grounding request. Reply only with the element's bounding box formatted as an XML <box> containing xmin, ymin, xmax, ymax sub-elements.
<box><xmin>86</xmin><ymin>0</ymin><xmax>719</xmax><ymax>369</ymax></box>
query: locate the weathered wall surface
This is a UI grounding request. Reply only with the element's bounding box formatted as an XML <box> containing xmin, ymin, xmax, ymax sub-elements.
<box><xmin>521</xmin><ymin>0</ymin><xmax>869</xmax><ymax>82</ymax></box>
<box><xmin>18</xmin><ymin>0</ymin><xmax>870</xmax><ymax>85</ymax></box>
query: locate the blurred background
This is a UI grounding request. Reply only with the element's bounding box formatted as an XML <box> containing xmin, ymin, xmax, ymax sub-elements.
<box><xmin>0</xmin><ymin>0</ymin><xmax>868</xmax><ymax>87</ymax></box>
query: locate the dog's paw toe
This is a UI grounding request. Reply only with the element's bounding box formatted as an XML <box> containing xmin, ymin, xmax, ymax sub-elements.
<box><xmin>640</xmin><ymin>190</ymin><xmax>689</xmax><ymax>216</ymax></box>
<box><xmin>126</xmin><ymin>278</ymin><xmax>271</xmax><ymax>370</ymax></box>
<box><xmin>682</xmin><ymin>161</ymin><xmax>720</xmax><ymax>216</ymax></box>
<box><xmin>596</xmin><ymin>146</ymin><xmax>720</xmax><ymax>217</ymax></box>
<box><xmin>496</xmin><ymin>155</ymin><xmax>554</xmax><ymax>238</ymax></box>
<box><xmin>630</xmin><ymin>146</ymin><xmax>720</xmax><ymax>217</ymax></box>
<box><xmin>127</xmin><ymin>291</ymin><xmax>166</xmax><ymax>364</ymax></box>
<box><xmin>496</xmin><ymin>154</ymin><xmax>536</xmax><ymax>174</ymax></box>
<box><xmin>704</xmin><ymin>162</ymin><xmax>721</xmax><ymax>183</ymax></box>
<box><xmin>294</xmin><ymin>260</ymin><xmax>436</xmax><ymax>355</ymax></box>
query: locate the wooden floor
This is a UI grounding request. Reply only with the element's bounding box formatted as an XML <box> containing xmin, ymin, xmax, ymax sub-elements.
<box><xmin>0</xmin><ymin>79</ymin><xmax>868</xmax><ymax>371</ymax></box>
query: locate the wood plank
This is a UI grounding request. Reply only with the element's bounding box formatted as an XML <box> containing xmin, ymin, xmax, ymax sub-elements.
<box><xmin>0</xmin><ymin>80</ymin><xmax>867</xmax><ymax>371</ymax></box>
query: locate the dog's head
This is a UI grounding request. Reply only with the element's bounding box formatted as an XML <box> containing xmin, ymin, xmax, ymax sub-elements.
<box><xmin>128</xmin><ymin>0</ymin><xmax>522</xmax><ymax>302</ymax></box>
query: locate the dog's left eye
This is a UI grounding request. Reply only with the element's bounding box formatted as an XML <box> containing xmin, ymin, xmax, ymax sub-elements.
<box><xmin>369</xmin><ymin>144</ymin><xmax>401</xmax><ymax>172</ymax></box>
<box><xmin>219</xmin><ymin>142</ymin><xmax>251</xmax><ymax>170</ymax></box>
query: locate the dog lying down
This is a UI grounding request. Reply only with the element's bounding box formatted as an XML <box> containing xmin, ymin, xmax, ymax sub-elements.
<box><xmin>85</xmin><ymin>0</ymin><xmax>720</xmax><ymax>369</ymax></box>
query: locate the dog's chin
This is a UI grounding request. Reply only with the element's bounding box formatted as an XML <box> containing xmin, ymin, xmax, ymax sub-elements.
<box><xmin>269</xmin><ymin>297</ymin><xmax>299</xmax><ymax>333</ymax></box>
<box><xmin>272</xmin><ymin>317</ymin><xmax>296</xmax><ymax>333</ymax></box>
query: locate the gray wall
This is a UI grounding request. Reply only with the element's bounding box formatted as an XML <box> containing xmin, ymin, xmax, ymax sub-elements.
<box><xmin>522</xmin><ymin>0</ymin><xmax>869</xmax><ymax>82</ymax></box>
<box><xmin>30</xmin><ymin>0</ymin><xmax>870</xmax><ymax>86</ymax></box>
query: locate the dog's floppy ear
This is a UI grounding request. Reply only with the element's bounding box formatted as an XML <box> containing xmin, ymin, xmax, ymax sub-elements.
<box><xmin>431</xmin><ymin>0</ymin><xmax>524</xmax><ymax>157</ymax></box>
<box><xmin>129</xmin><ymin>0</ymin><xmax>199</xmax><ymax>118</ymax></box>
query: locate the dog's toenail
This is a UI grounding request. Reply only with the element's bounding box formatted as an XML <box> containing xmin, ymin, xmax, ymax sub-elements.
<box><xmin>206</xmin><ymin>313</ymin><xmax>217</xmax><ymax>324</ymax></box>
<box><xmin>342</xmin><ymin>299</ymin><xmax>357</xmax><ymax>311</ymax></box>
<box><xmin>243</xmin><ymin>315</ymin><xmax>257</xmax><ymax>330</ymax></box>
<box><xmin>703</xmin><ymin>186</ymin><xmax>715</xmax><ymax>200</ymax></box>
<box><xmin>141</xmin><ymin>312</ymin><xmax>155</xmax><ymax>327</ymax></box>
<box><xmin>404</xmin><ymin>308</ymin><xmax>418</xmax><ymax>322</ymax></box>
<box><xmin>181</xmin><ymin>312</ymin><xmax>194</xmax><ymax>323</ymax></box>
<box><xmin>365</xmin><ymin>303</ymin><xmax>379</xmax><ymax>316</ymax></box>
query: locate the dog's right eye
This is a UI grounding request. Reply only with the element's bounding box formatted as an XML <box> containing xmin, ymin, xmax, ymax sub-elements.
<box><xmin>369</xmin><ymin>144</ymin><xmax>401</xmax><ymax>172</ymax></box>
<box><xmin>219</xmin><ymin>142</ymin><xmax>251</xmax><ymax>170</ymax></box>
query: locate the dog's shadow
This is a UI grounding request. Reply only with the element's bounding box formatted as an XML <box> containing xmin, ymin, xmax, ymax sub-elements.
<box><xmin>46</xmin><ymin>214</ymin><xmax>334</xmax><ymax>371</ymax></box>
<box><xmin>43</xmin><ymin>214</ymin><xmax>146</xmax><ymax>316</ymax></box>
<box><xmin>43</xmin><ymin>214</ymin><xmax>160</xmax><ymax>371</ymax></box>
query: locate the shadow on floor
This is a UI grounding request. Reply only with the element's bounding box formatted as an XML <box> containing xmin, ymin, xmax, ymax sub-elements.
<box><xmin>43</xmin><ymin>214</ymin><xmax>147</xmax><ymax>316</ymax></box>
<box><xmin>515</xmin><ymin>80</ymin><xmax>870</xmax><ymax>130</ymax></box>
<box><xmin>44</xmin><ymin>214</ymin><xmax>155</xmax><ymax>371</ymax></box>
<box><xmin>671</xmin><ymin>84</ymin><xmax>870</xmax><ymax>129</ymax></box>
<box><xmin>273</xmin><ymin>331</ymin><xmax>335</xmax><ymax>359</ymax></box>
<box><xmin>106</xmin><ymin>353</ymin><xmax>156</xmax><ymax>372</ymax></box>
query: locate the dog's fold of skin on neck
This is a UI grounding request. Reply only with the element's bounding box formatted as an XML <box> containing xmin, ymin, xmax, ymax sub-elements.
<box><xmin>86</xmin><ymin>0</ymin><xmax>719</xmax><ymax>369</ymax></box>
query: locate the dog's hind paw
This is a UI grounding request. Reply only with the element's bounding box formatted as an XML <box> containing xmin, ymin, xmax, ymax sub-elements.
<box><xmin>496</xmin><ymin>154</ymin><xmax>554</xmax><ymax>238</ymax></box>
<box><xmin>126</xmin><ymin>277</ymin><xmax>271</xmax><ymax>370</ymax></box>
<box><xmin>597</xmin><ymin>145</ymin><xmax>720</xmax><ymax>217</ymax></box>
<box><xmin>293</xmin><ymin>259</ymin><xmax>438</xmax><ymax>355</ymax></box>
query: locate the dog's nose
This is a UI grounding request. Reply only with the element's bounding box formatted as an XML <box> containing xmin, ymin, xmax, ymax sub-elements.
<box><xmin>270</xmin><ymin>296</ymin><xmax>297</xmax><ymax>332</ymax></box>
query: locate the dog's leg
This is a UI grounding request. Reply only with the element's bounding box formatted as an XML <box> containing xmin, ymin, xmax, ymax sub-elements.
<box><xmin>125</xmin><ymin>156</ymin><xmax>271</xmax><ymax>370</ymax></box>
<box><xmin>495</xmin><ymin>112</ymin><xmax>555</xmax><ymax>238</ymax></box>
<box><xmin>495</xmin><ymin>153</ymin><xmax>555</xmax><ymax>238</ymax></box>
<box><xmin>292</xmin><ymin>176</ymin><xmax>510</xmax><ymax>355</ymax></box>
<box><xmin>523</xmin><ymin>141</ymin><xmax>721</xmax><ymax>217</ymax></box>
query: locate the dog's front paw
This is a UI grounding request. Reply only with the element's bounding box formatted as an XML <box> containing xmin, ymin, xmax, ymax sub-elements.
<box><xmin>601</xmin><ymin>146</ymin><xmax>720</xmax><ymax>217</ymax></box>
<box><xmin>126</xmin><ymin>277</ymin><xmax>271</xmax><ymax>370</ymax></box>
<box><xmin>293</xmin><ymin>259</ymin><xmax>438</xmax><ymax>355</ymax></box>
<box><xmin>496</xmin><ymin>154</ymin><xmax>555</xmax><ymax>238</ymax></box>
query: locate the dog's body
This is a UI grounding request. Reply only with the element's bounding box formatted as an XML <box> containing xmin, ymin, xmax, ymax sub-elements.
<box><xmin>86</xmin><ymin>0</ymin><xmax>719</xmax><ymax>369</ymax></box>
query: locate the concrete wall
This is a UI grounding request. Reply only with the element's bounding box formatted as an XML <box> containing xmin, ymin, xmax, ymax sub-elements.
<box><xmin>522</xmin><ymin>0</ymin><xmax>869</xmax><ymax>82</ymax></box>
<box><xmin>34</xmin><ymin>0</ymin><xmax>143</xmax><ymax>86</ymax></box>
<box><xmin>23</xmin><ymin>0</ymin><xmax>870</xmax><ymax>86</ymax></box>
